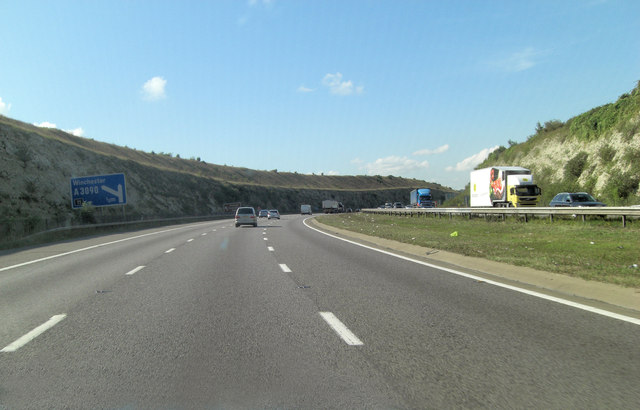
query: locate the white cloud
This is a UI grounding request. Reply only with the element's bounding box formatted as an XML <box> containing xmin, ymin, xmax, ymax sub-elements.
<box><xmin>413</xmin><ymin>144</ymin><xmax>449</xmax><ymax>156</ymax></box>
<box><xmin>0</xmin><ymin>97</ymin><xmax>11</xmax><ymax>115</ymax></box>
<box><xmin>34</xmin><ymin>121</ymin><xmax>57</xmax><ymax>128</ymax></box>
<box><xmin>65</xmin><ymin>127</ymin><xmax>85</xmax><ymax>137</ymax></box>
<box><xmin>350</xmin><ymin>158</ymin><xmax>364</xmax><ymax>165</ymax></box>
<box><xmin>33</xmin><ymin>122</ymin><xmax>84</xmax><ymax>137</ymax></box>
<box><xmin>362</xmin><ymin>155</ymin><xmax>429</xmax><ymax>176</ymax></box>
<box><xmin>326</xmin><ymin>170</ymin><xmax>340</xmax><ymax>176</ymax></box>
<box><xmin>445</xmin><ymin>145</ymin><xmax>500</xmax><ymax>172</ymax></box>
<box><xmin>493</xmin><ymin>47</ymin><xmax>545</xmax><ymax>72</ymax></box>
<box><xmin>297</xmin><ymin>85</ymin><xmax>315</xmax><ymax>93</ymax></box>
<box><xmin>142</xmin><ymin>76</ymin><xmax>167</xmax><ymax>101</ymax></box>
<box><xmin>322</xmin><ymin>72</ymin><xmax>363</xmax><ymax>96</ymax></box>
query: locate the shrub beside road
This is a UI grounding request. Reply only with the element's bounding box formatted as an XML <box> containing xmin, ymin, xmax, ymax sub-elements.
<box><xmin>317</xmin><ymin>213</ymin><xmax>640</xmax><ymax>288</ymax></box>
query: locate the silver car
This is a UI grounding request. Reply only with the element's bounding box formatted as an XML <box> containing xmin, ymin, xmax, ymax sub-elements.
<box><xmin>235</xmin><ymin>207</ymin><xmax>258</xmax><ymax>227</ymax></box>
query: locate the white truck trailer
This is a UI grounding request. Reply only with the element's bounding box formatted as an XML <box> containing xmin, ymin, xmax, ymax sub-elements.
<box><xmin>322</xmin><ymin>200</ymin><xmax>344</xmax><ymax>213</ymax></box>
<box><xmin>470</xmin><ymin>166</ymin><xmax>541</xmax><ymax>207</ymax></box>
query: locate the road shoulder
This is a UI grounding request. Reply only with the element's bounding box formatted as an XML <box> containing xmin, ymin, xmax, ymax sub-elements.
<box><xmin>308</xmin><ymin>218</ymin><xmax>640</xmax><ymax>317</ymax></box>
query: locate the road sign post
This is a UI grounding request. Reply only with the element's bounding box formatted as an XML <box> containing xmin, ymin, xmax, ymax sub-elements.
<box><xmin>70</xmin><ymin>173</ymin><xmax>127</xmax><ymax>209</ymax></box>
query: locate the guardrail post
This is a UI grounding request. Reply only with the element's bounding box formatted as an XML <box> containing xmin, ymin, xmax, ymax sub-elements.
<box><xmin>622</xmin><ymin>215</ymin><xmax>627</xmax><ymax>228</ymax></box>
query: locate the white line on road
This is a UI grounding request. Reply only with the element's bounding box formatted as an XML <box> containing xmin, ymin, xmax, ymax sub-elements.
<box><xmin>201</xmin><ymin>233</ymin><xmax>207</xmax><ymax>236</ymax></box>
<box><xmin>1</xmin><ymin>314</ymin><xmax>67</xmax><ymax>353</ymax></box>
<box><xmin>304</xmin><ymin>219</ymin><xmax>640</xmax><ymax>326</ymax></box>
<box><xmin>165</xmin><ymin>248</ymin><xmax>175</xmax><ymax>254</ymax></box>
<box><xmin>268</xmin><ymin>246</ymin><xmax>275</xmax><ymax>252</ymax></box>
<box><xmin>0</xmin><ymin>223</ymin><xmax>214</xmax><ymax>273</ymax></box>
<box><xmin>263</xmin><ymin>238</ymin><xmax>268</xmax><ymax>241</ymax></box>
<box><xmin>187</xmin><ymin>238</ymin><xmax>194</xmax><ymax>242</ymax></box>
<box><xmin>125</xmin><ymin>266</ymin><xmax>145</xmax><ymax>276</ymax></box>
<box><xmin>279</xmin><ymin>264</ymin><xmax>292</xmax><ymax>273</ymax></box>
<box><xmin>319</xmin><ymin>312</ymin><xmax>363</xmax><ymax>346</ymax></box>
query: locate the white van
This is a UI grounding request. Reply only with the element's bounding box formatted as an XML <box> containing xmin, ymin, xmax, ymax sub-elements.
<box><xmin>300</xmin><ymin>204</ymin><xmax>312</xmax><ymax>215</ymax></box>
<box><xmin>235</xmin><ymin>207</ymin><xmax>257</xmax><ymax>227</ymax></box>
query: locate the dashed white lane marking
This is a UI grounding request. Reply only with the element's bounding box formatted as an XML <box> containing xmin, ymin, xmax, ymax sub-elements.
<box><xmin>201</xmin><ymin>233</ymin><xmax>207</xmax><ymax>236</ymax></box>
<box><xmin>187</xmin><ymin>239</ymin><xmax>194</xmax><ymax>243</ymax></box>
<box><xmin>125</xmin><ymin>266</ymin><xmax>146</xmax><ymax>276</ymax></box>
<box><xmin>0</xmin><ymin>224</ymin><xmax>213</xmax><ymax>273</ymax></box>
<box><xmin>303</xmin><ymin>219</ymin><xmax>640</xmax><ymax>326</ymax></box>
<box><xmin>279</xmin><ymin>264</ymin><xmax>292</xmax><ymax>273</ymax></box>
<box><xmin>268</xmin><ymin>246</ymin><xmax>275</xmax><ymax>252</ymax></box>
<box><xmin>1</xmin><ymin>314</ymin><xmax>67</xmax><ymax>353</ymax></box>
<box><xmin>165</xmin><ymin>248</ymin><xmax>176</xmax><ymax>254</ymax></box>
<box><xmin>319</xmin><ymin>312</ymin><xmax>364</xmax><ymax>346</ymax></box>
<box><xmin>263</xmin><ymin>238</ymin><xmax>268</xmax><ymax>241</ymax></box>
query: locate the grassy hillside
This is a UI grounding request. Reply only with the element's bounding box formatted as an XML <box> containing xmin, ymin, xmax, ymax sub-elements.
<box><xmin>446</xmin><ymin>81</ymin><xmax>640</xmax><ymax>207</ymax></box>
<box><xmin>0</xmin><ymin>115</ymin><xmax>447</xmax><ymax>191</ymax></box>
<box><xmin>0</xmin><ymin>115</ymin><xmax>455</xmax><ymax>242</ymax></box>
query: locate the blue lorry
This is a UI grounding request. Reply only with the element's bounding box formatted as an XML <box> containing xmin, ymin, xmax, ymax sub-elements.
<box><xmin>410</xmin><ymin>188</ymin><xmax>435</xmax><ymax>208</ymax></box>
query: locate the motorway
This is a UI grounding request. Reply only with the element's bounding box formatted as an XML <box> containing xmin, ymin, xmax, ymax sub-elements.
<box><xmin>1</xmin><ymin>215</ymin><xmax>639</xmax><ymax>408</ymax></box>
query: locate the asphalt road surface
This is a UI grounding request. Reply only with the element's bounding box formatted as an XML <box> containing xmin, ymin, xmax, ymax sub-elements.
<box><xmin>1</xmin><ymin>215</ymin><xmax>639</xmax><ymax>408</ymax></box>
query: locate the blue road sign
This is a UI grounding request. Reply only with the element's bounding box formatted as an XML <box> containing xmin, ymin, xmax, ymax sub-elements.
<box><xmin>70</xmin><ymin>173</ymin><xmax>127</xmax><ymax>209</ymax></box>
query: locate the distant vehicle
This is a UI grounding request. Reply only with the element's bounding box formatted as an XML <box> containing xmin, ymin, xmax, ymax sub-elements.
<box><xmin>322</xmin><ymin>200</ymin><xmax>344</xmax><ymax>213</ymax></box>
<box><xmin>470</xmin><ymin>166</ymin><xmax>541</xmax><ymax>207</ymax></box>
<box><xmin>410</xmin><ymin>189</ymin><xmax>435</xmax><ymax>208</ymax></box>
<box><xmin>235</xmin><ymin>207</ymin><xmax>257</xmax><ymax>227</ymax></box>
<box><xmin>549</xmin><ymin>192</ymin><xmax>606</xmax><ymax>207</ymax></box>
<box><xmin>300</xmin><ymin>204</ymin><xmax>312</xmax><ymax>215</ymax></box>
<box><xmin>267</xmin><ymin>209</ymin><xmax>280</xmax><ymax>219</ymax></box>
<box><xmin>393</xmin><ymin>202</ymin><xmax>403</xmax><ymax>208</ymax></box>
<box><xmin>384</xmin><ymin>202</ymin><xmax>393</xmax><ymax>208</ymax></box>
<box><xmin>258</xmin><ymin>209</ymin><xmax>268</xmax><ymax>218</ymax></box>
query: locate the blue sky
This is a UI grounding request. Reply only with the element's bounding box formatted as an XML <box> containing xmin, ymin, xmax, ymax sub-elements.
<box><xmin>1</xmin><ymin>0</ymin><xmax>638</xmax><ymax>189</ymax></box>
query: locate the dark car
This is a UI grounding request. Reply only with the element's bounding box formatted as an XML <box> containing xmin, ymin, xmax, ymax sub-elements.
<box><xmin>549</xmin><ymin>192</ymin><xmax>606</xmax><ymax>207</ymax></box>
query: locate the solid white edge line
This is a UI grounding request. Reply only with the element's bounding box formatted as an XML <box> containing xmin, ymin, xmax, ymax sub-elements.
<box><xmin>165</xmin><ymin>248</ymin><xmax>176</xmax><ymax>254</ymax></box>
<box><xmin>304</xmin><ymin>218</ymin><xmax>640</xmax><ymax>326</ymax></box>
<box><xmin>125</xmin><ymin>266</ymin><xmax>146</xmax><ymax>276</ymax></box>
<box><xmin>0</xmin><ymin>222</ymin><xmax>217</xmax><ymax>273</ymax></box>
<box><xmin>279</xmin><ymin>263</ymin><xmax>292</xmax><ymax>273</ymax></box>
<box><xmin>1</xmin><ymin>314</ymin><xmax>67</xmax><ymax>353</ymax></box>
<box><xmin>319</xmin><ymin>312</ymin><xmax>364</xmax><ymax>346</ymax></box>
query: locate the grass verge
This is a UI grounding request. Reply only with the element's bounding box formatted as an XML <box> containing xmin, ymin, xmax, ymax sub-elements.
<box><xmin>317</xmin><ymin>213</ymin><xmax>640</xmax><ymax>288</ymax></box>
